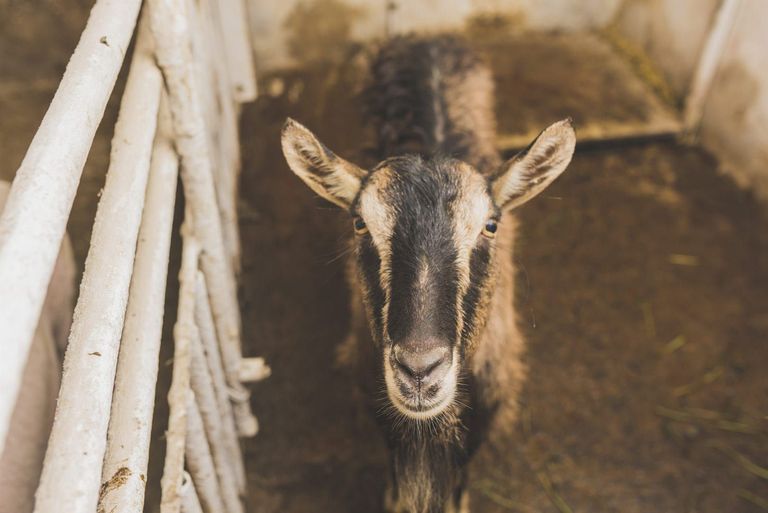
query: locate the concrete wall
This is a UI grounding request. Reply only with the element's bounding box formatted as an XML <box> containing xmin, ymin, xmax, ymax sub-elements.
<box><xmin>611</xmin><ymin>0</ymin><xmax>719</xmax><ymax>101</ymax></box>
<box><xmin>245</xmin><ymin>0</ymin><xmax>768</xmax><ymax>199</ymax></box>
<box><xmin>613</xmin><ymin>0</ymin><xmax>768</xmax><ymax>198</ymax></box>
<box><xmin>698</xmin><ymin>0</ymin><xmax>768</xmax><ymax>197</ymax></box>
<box><xmin>246</xmin><ymin>0</ymin><xmax>622</xmax><ymax>70</ymax></box>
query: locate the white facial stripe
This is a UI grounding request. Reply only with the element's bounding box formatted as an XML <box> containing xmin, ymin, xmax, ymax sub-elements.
<box><xmin>359</xmin><ymin>185</ymin><xmax>395</xmax><ymax>252</ymax></box>
<box><xmin>359</xmin><ymin>174</ymin><xmax>397</xmax><ymax>342</ymax></box>
<box><xmin>452</xmin><ymin>169</ymin><xmax>493</xmax><ymax>341</ymax></box>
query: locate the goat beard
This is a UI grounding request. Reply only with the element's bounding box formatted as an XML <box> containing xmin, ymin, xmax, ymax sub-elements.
<box><xmin>384</xmin><ymin>400</ymin><xmax>468</xmax><ymax>513</ymax></box>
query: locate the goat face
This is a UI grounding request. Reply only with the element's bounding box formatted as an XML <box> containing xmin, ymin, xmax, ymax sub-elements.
<box><xmin>281</xmin><ymin>118</ymin><xmax>575</xmax><ymax>421</ymax></box>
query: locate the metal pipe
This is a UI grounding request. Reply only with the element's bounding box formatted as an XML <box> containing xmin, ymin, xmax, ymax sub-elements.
<box><xmin>180</xmin><ymin>472</ymin><xmax>205</xmax><ymax>513</ymax></box>
<box><xmin>98</xmin><ymin>93</ymin><xmax>179</xmax><ymax>513</ymax></box>
<box><xmin>211</xmin><ymin>0</ymin><xmax>258</xmax><ymax>103</ymax></box>
<box><xmin>189</xmin><ymin>329</ymin><xmax>244</xmax><ymax>513</ymax></box>
<box><xmin>239</xmin><ymin>357</ymin><xmax>272</xmax><ymax>383</ymax></box>
<box><xmin>160</xmin><ymin>220</ymin><xmax>200</xmax><ymax>513</ymax></box>
<box><xmin>0</xmin><ymin>0</ymin><xmax>142</xmax><ymax>452</ymax></box>
<box><xmin>185</xmin><ymin>392</ymin><xmax>227</xmax><ymax>513</ymax></box>
<box><xmin>194</xmin><ymin>272</ymin><xmax>247</xmax><ymax>493</ymax></box>
<box><xmin>147</xmin><ymin>0</ymin><xmax>257</xmax><ymax>437</ymax></box>
<box><xmin>683</xmin><ymin>0</ymin><xmax>743</xmax><ymax>133</ymax></box>
<box><xmin>199</xmin><ymin>0</ymin><xmax>243</xmax><ymax>270</ymax></box>
<box><xmin>34</xmin><ymin>13</ymin><xmax>162</xmax><ymax>513</ymax></box>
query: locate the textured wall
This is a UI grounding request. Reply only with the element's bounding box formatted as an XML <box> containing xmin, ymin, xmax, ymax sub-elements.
<box><xmin>698</xmin><ymin>0</ymin><xmax>768</xmax><ymax>198</ymax></box>
<box><xmin>245</xmin><ymin>0</ymin><xmax>623</xmax><ymax>70</ymax></box>
<box><xmin>612</xmin><ymin>0</ymin><xmax>720</xmax><ymax>101</ymax></box>
<box><xmin>613</xmin><ymin>0</ymin><xmax>768</xmax><ymax>198</ymax></box>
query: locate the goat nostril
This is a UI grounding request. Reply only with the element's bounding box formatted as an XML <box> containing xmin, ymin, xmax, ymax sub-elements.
<box><xmin>394</xmin><ymin>358</ymin><xmax>417</xmax><ymax>379</ymax></box>
<box><xmin>392</xmin><ymin>346</ymin><xmax>450</xmax><ymax>381</ymax></box>
<box><xmin>422</xmin><ymin>357</ymin><xmax>443</xmax><ymax>376</ymax></box>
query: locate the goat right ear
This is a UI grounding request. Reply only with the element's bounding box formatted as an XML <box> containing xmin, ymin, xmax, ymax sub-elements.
<box><xmin>490</xmin><ymin>119</ymin><xmax>576</xmax><ymax>211</ymax></box>
<box><xmin>281</xmin><ymin>118</ymin><xmax>366</xmax><ymax>209</ymax></box>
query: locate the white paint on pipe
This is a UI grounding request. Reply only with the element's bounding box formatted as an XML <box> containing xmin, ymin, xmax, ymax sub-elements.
<box><xmin>33</xmin><ymin>13</ymin><xmax>161</xmax><ymax>513</ymax></box>
<box><xmin>185</xmin><ymin>392</ymin><xmax>228</xmax><ymax>513</ymax></box>
<box><xmin>189</xmin><ymin>330</ymin><xmax>244</xmax><ymax>513</ymax></box>
<box><xmin>180</xmin><ymin>472</ymin><xmax>205</xmax><ymax>513</ymax></box>
<box><xmin>684</xmin><ymin>0</ymin><xmax>743</xmax><ymax>132</ymax></box>
<box><xmin>0</xmin><ymin>182</ymin><xmax>76</xmax><ymax>513</ymax></box>
<box><xmin>200</xmin><ymin>0</ymin><xmax>244</xmax><ymax>270</ymax></box>
<box><xmin>194</xmin><ymin>272</ymin><xmax>247</xmax><ymax>494</ymax></box>
<box><xmin>99</xmin><ymin>93</ymin><xmax>179</xmax><ymax>513</ymax></box>
<box><xmin>213</xmin><ymin>0</ymin><xmax>258</xmax><ymax>102</ymax></box>
<box><xmin>0</xmin><ymin>0</ymin><xmax>142</xmax><ymax>453</ymax></box>
<box><xmin>147</xmin><ymin>0</ymin><xmax>258</xmax><ymax>437</ymax></box>
<box><xmin>239</xmin><ymin>358</ymin><xmax>272</xmax><ymax>383</ymax></box>
<box><xmin>160</xmin><ymin>221</ymin><xmax>199</xmax><ymax>513</ymax></box>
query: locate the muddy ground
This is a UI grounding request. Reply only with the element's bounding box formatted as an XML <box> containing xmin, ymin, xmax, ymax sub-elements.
<box><xmin>1</xmin><ymin>6</ymin><xmax>767</xmax><ymax>513</ymax></box>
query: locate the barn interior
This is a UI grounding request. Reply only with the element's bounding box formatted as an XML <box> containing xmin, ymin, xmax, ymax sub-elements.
<box><xmin>1</xmin><ymin>1</ymin><xmax>767</xmax><ymax>512</ymax></box>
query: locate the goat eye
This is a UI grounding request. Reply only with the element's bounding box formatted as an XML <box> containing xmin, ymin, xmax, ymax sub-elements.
<box><xmin>353</xmin><ymin>217</ymin><xmax>368</xmax><ymax>235</ymax></box>
<box><xmin>482</xmin><ymin>219</ymin><xmax>498</xmax><ymax>238</ymax></box>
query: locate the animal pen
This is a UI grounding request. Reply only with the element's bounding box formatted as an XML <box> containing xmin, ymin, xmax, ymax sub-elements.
<box><xmin>2</xmin><ymin>0</ymin><xmax>768</xmax><ymax>512</ymax></box>
<box><xmin>0</xmin><ymin>0</ymin><xmax>268</xmax><ymax>511</ymax></box>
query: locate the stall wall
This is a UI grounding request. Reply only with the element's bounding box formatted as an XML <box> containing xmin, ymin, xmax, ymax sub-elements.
<box><xmin>613</xmin><ymin>0</ymin><xmax>768</xmax><ymax>198</ymax></box>
<box><xmin>246</xmin><ymin>0</ymin><xmax>622</xmax><ymax>70</ymax></box>
<box><xmin>246</xmin><ymin>0</ymin><xmax>768</xmax><ymax>199</ymax></box>
<box><xmin>611</xmin><ymin>0</ymin><xmax>719</xmax><ymax>100</ymax></box>
<box><xmin>698</xmin><ymin>0</ymin><xmax>768</xmax><ymax>197</ymax></box>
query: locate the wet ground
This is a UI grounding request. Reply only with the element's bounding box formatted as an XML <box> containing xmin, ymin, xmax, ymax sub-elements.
<box><xmin>238</xmin><ymin>35</ymin><xmax>768</xmax><ymax>513</ymax></box>
<box><xmin>1</xmin><ymin>7</ymin><xmax>767</xmax><ymax>512</ymax></box>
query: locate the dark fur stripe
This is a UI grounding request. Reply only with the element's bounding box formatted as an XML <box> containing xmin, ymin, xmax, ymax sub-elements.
<box><xmin>365</xmin><ymin>35</ymin><xmax>486</xmax><ymax>164</ymax></box>
<box><xmin>358</xmin><ymin>237</ymin><xmax>386</xmax><ymax>344</ymax></box>
<box><xmin>460</xmin><ymin>241</ymin><xmax>492</xmax><ymax>348</ymax></box>
<box><xmin>385</xmin><ymin>157</ymin><xmax>460</xmax><ymax>346</ymax></box>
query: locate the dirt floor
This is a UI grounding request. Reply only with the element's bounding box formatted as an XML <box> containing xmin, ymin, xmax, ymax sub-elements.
<box><xmin>2</xmin><ymin>6</ymin><xmax>767</xmax><ymax>512</ymax></box>
<box><xmin>238</xmin><ymin>35</ymin><xmax>768</xmax><ymax>513</ymax></box>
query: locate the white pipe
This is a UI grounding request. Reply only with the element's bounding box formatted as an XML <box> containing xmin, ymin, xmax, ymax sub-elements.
<box><xmin>194</xmin><ymin>272</ymin><xmax>246</xmax><ymax>494</ymax></box>
<box><xmin>34</xmin><ymin>13</ymin><xmax>161</xmax><ymax>513</ymax></box>
<box><xmin>147</xmin><ymin>0</ymin><xmax>258</xmax><ymax>437</ymax></box>
<box><xmin>200</xmin><ymin>0</ymin><xmax>243</xmax><ymax>270</ymax></box>
<box><xmin>187</xmin><ymin>0</ymin><xmax>241</xmax><ymax>272</ymax></box>
<box><xmin>239</xmin><ymin>357</ymin><xmax>272</xmax><ymax>383</ymax></box>
<box><xmin>99</xmin><ymin>93</ymin><xmax>179</xmax><ymax>513</ymax></box>
<box><xmin>185</xmin><ymin>393</ymin><xmax>228</xmax><ymax>513</ymax></box>
<box><xmin>0</xmin><ymin>0</ymin><xmax>142</xmax><ymax>452</ymax></box>
<box><xmin>160</xmin><ymin>220</ymin><xmax>199</xmax><ymax>513</ymax></box>
<box><xmin>211</xmin><ymin>0</ymin><xmax>258</xmax><ymax>103</ymax></box>
<box><xmin>684</xmin><ymin>0</ymin><xmax>743</xmax><ymax>132</ymax></box>
<box><xmin>189</xmin><ymin>330</ymin><xmax>243</xmax><ymax>513</ymax></box>
<box><xmin>180</xmin><ymin>472</ymin><xmax>205</xmax><ymax>513</ymax></box>
<box><xmin>186</xmin><ymin>0</ymin><xmax>221</xmax><ymax>181</ymax></box>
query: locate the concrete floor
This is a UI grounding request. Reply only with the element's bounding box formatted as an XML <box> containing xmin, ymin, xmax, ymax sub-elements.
<box><xmin>1</xmin><ymin>7</ymin><xmax>767</xmax><ymax>513</ymax></box>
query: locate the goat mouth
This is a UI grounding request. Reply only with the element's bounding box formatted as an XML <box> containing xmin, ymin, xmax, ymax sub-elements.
<box><xmin>388</xmin><ymin>386</ymin><xmax>454</xmax><ymax>420</ymax></box>
<box><xmin>383</xmin><ymin>345</ymin><xmax>459</xmax><ymax>420</ymax></box>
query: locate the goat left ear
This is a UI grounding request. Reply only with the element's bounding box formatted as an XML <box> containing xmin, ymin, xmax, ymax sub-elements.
<box><xmin>490</xmin><ymin>118</ymin><xmax>576</xmax><ymax>211</ymax></box>
<box><xmin>281</xmin><ymin>118</ymin><xmax>366</xmax><ymax>209</ymax></box>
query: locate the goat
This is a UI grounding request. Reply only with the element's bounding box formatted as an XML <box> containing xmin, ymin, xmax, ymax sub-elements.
<box><xmin>280</xmin><ymin>35</ymin><xmax>575</xmax><ymax>513</ymax></box>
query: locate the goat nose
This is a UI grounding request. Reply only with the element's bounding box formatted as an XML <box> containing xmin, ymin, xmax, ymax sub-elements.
<box><xmin>393</xmin><ymin>345</ymin><xmax>451</xmax><ymax>383</ymax></box>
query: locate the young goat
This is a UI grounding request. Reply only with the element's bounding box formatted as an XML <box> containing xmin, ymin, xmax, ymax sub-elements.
<box><xmin>281</xmin><ymin>35</ymin><xmax>575</xmax><ymax>513</ymax></box>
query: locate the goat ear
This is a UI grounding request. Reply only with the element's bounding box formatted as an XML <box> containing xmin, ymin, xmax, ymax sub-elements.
<box><xmin>281</xmin><ymin>118</ymin><xmax>366</xmax><ymax>209</ymax></box>
<box><xmin>490</xmin><ymin>119</ymin><xmax>575</xmax><ymax>211</ymax></box>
